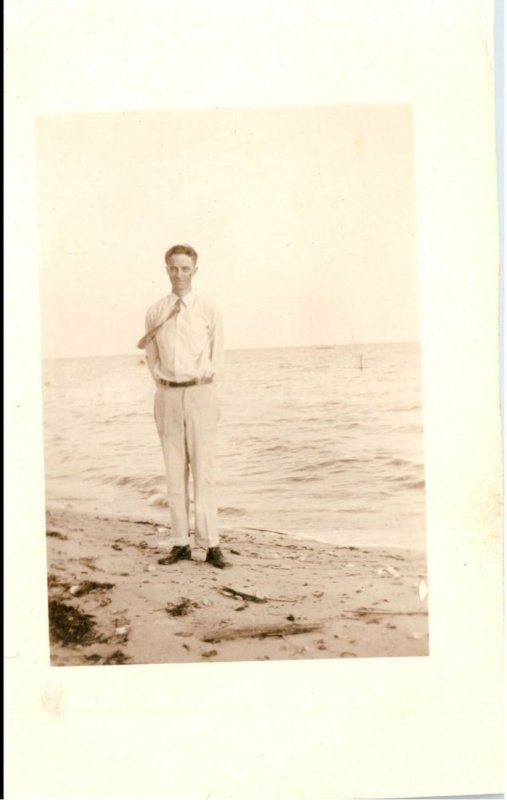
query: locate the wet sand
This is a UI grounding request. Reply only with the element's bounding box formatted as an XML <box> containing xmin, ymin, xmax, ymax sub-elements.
<box><xmin>46</xmin><ymin>508</ymin><xmax>429</xmax><ymax>666</ymax></box>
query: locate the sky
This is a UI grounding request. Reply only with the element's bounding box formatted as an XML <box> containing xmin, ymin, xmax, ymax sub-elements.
<box><xmin>36</xmin><ymin>105</ymin><xmax>419</xmax><ymax>358</ymax></box>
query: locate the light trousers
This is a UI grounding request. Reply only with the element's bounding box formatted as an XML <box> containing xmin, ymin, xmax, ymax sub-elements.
<box><xmin>154</xmin><ymin>383</ymin><xmax>220</xmax><ymax>549</ymax></box>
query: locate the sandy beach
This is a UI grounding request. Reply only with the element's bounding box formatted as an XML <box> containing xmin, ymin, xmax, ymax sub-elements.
<box><xmin>46</xmin><ymin>508</ymin><xmax>429</xmax><ymax>666</ymax></box>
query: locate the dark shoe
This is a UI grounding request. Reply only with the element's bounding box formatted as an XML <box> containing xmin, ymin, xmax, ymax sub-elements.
<box><xmin>205</xmin><ymin>547</ymin><xmax>231</xmax><ymax>569</ymax></box>
<box><xmin>158</xmin><ymin>545</ymin><xmax>191</xmax><ymax>565</ymax></box>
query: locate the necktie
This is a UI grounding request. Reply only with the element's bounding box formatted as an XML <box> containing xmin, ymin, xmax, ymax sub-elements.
<box><xmin>136</xmin><ymin>299</ymin><xmax>181</xmax><ymax>349</ymax></box>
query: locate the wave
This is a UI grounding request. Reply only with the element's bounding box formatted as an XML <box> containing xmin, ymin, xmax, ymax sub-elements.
<box><xmin>262</xmin><ymin>444</ymin><xmax>289</xmax><ymax>453</ymax></box>
<box><xmin>218</xmin><ymin>506</ymin><xmax>247</xmax><ymax>516</ymax></box>
<box><xmin>107</xmin><ymin>474</ymin><xmax>165</xmax><ymax>494</ymax></box>
<box><xmin>406</xmin><ymin>479</ymin><xmax>425</xmax><ymax>489</ymax></box>
<box><xmin>291</xmin><ymin>458</ymin><xmax>358</xmax><ymax>473</ymax></box>
<box><xmin>103</xmin><ymin>412</ymin><xmax>151</xmax><ymax>424</ymax></box>
<box><xmin>386</xmin><ymin>404</ymin><xmax>422</xmax><ymax>413</ymax></box>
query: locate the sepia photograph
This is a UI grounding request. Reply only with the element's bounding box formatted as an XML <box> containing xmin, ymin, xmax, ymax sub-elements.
<box><xmin>38</xmin><ymin>105</ymin><xmax>429</xmax><ymax>667</ymax></box>
<box><xmin>6</xmin><ymin>2</ymin><xmax>503</xmax><ymax>797</ymax></box>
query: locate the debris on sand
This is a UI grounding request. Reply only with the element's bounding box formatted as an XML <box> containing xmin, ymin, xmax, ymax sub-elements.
<box><xmin>218</xmin><ymin>586</ymin><xmax>297</xmax><ymax>604</ymax></box>
<box><xmin>166</xmin><ymin>598</ymin><xmax>199</xmax><ymax>617</ymax></box>
<box><xmin>48</xmin><ymin>573</ymin><xmax>66</xmax><ymax>590</ymax></box>
<box><xmin>418</xmin><ymin>578</ymin><xmax>429</xmax><ymax>602</ymax></box>
<box><xmin>75</xmin><ymin>556</ymin><xmax>100</xmax><ymax>571</ymax></box>
<box><xmin>376</xmin><ymin>565</ymin><xmax>400</xmax><ymax>578</ymax></box>
<box><xmin>103</xmin><ymin>650</ymin><xmax>131</xmax><ymax>665</ymax></box>
<box><xmin>202</xmin><ymin>621</ymin><xmax>322</xmax><ymax>643</ymax></box>
<box><xmin>83</xmin><ymin>653</ymin><xmax>102</xmax><ymax>663</ymax></box>
<box><xmin>218</xmin><ymin>586</ymin><xmax>268</xmax><ymax>604</ymax></box>
<box><xmin>48</xmin><ymin>601</ymin><xmax>97</xmax><ymax>646</ymax></box>
<box><xmin>69</xmin><ymin>581</ymin><xmax>115</xmax><ymax>597</ymax></box>
<box><xmin>46</xmin><ymin>530</ymin><xmax>69</xmax><ymax>540</ymax></box>
<box><xmin>345</xmin><ymin>607</ymin><xmax>428</xmax><ymax>619</ymax></box>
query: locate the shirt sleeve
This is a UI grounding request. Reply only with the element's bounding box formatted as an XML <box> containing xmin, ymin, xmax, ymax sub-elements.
<box><xmin>144</xmin><ymin>308</ymin><xmax>160</xmax><ymax>385</ymax></box>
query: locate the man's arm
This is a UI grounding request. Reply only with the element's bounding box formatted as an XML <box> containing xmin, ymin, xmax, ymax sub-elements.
<box><xmin>144</xmin><ymin>309</ymin><xmax>160</xmax><ymax>385</ymax></box>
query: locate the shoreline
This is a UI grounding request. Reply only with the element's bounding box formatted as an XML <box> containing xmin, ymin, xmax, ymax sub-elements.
<box><xmin>46</xmin><ymin>507</ymin><xmax>429</xmax><ymax>666</ymax></box>
<box><xmin>46</xmin><ymin>500</ymin><xmax>426</xmax><ymax>554</ymax></box>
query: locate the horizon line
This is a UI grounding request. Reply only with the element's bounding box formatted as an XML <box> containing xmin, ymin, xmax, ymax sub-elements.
<box><xmin>42</xmin><ymin>339</ymin><xmax>421</xmax><ymax>361</ymax></box>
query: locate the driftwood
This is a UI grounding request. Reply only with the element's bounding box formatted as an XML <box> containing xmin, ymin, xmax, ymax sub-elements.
<box><xmin>218</xmin><ymin>586</ymin><xmax>267</xmax><ymax>603</ymax></box>
<box><xmin>346</xmin><ymin>608</ymin><xmax>428</xmax><ymax>617</ymax></box>
<box><xmin>202</xmin><ymin>621</ymin><xmax>322</xmax><ymax>643</ymax></box>
<box><xmin>219</xmin><ymin>586</ymin><xmax>299</xmax><ymax>604</ymax></box>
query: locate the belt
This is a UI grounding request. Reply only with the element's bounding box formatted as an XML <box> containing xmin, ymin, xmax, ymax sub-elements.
<box><xmin>160</xmin><ymin>376</ymin><xmax>213</xmax><ymax>388</ymax></box>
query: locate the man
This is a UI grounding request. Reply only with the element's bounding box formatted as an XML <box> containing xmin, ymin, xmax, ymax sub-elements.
<box><xmin>137</xmin><ymin>244</ymin><xmax>230</xmax><ymax>569</ymax></box>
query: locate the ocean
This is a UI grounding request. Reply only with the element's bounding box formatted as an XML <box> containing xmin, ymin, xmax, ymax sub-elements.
<box><xmin>42</xmin><ymin>343</ymin><xmax>426</xmax><ymax>551</ymax></box>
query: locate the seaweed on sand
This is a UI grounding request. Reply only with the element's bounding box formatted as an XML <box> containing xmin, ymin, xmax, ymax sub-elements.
<box><xmin>103</xmin><ymin>650</ymin><xmax>131</xmax><ymax>665</ymax></box>
<box><xmin>70</xmin><ymin>581</ymin><xmax>115</xmax><ymax>597</ymax></box>
<box><xmin>166</xmin><ymin>598</ymin><xmax>199</xmax><ymax>616</ymax></box>
<box><xmin>48</xmin><ymin>600</ymin><xmax>97</xmax><ymax>646</ymax></box>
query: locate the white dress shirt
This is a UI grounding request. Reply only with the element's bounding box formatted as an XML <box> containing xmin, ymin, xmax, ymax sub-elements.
<box><xmin>144</xmin><ymin>291</ymin><xmax>223</xmax><ymax>384</ymax></box>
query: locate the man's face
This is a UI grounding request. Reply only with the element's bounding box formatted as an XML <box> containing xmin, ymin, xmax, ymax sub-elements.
<box><xmin>166</xmin><ymin>253</ymin><xmax>198</xmax><ymax>296</ymax></box>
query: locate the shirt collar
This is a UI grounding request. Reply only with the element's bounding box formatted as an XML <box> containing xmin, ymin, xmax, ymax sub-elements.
<box><xmin>170</xmin><ymin>290</ymin><xmax>195</xmax><ymax>308</ymax></box>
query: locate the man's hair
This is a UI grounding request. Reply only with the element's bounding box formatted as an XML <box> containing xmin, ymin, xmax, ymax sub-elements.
<box><xmin>165</xmin><ymin>244</ymin><xmax>198</xmax><ymax>264</ymax></box>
